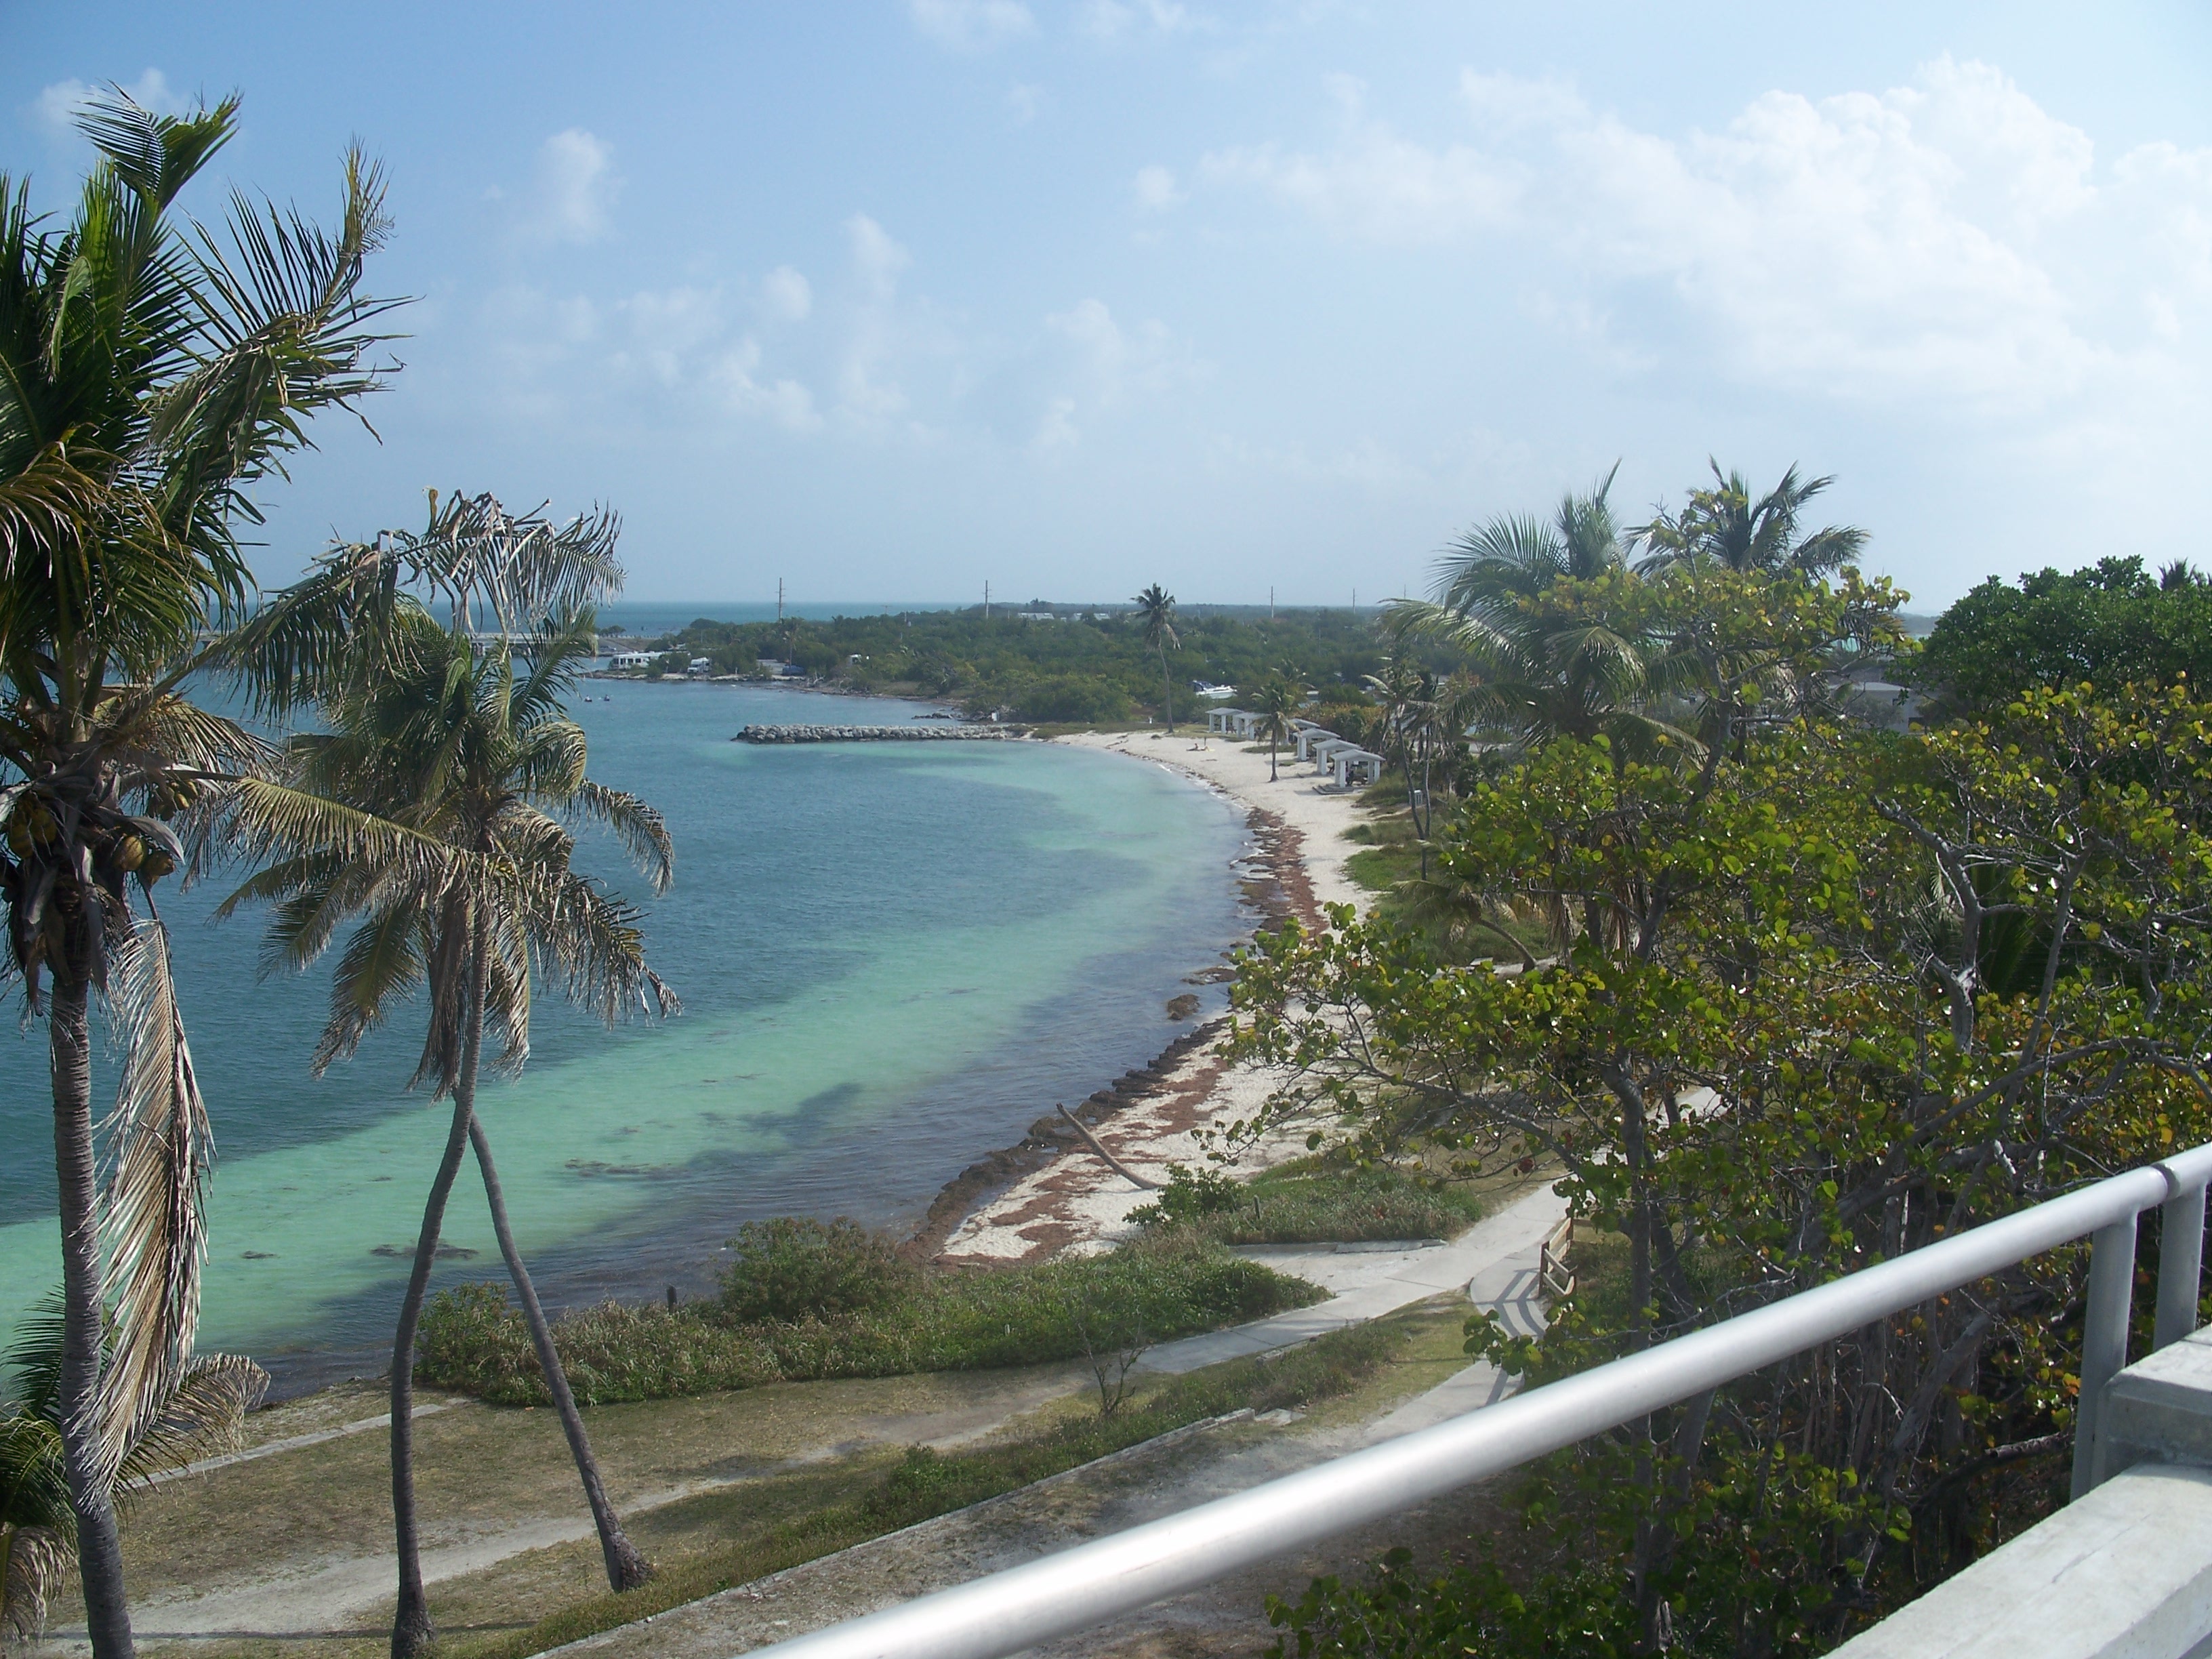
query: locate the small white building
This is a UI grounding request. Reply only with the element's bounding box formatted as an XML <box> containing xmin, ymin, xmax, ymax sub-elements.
<box><xmin>1329</xmin><ymin>747</ymin><xmax>1386</xmax><ymax>789</ymax></box>
<box><xmin>609</xmin><ymin>651</ymin><xmax>657</xmax><ymax>671</ymax></box>
<box><xmin>1294</xmin><ymin>726</ymin><xmax>1340</xmax><ymax>762</ymax></box>
<box><xmin>1206</xmin><ymin>707</ymin><xmax>1248</xmax><ymax>735</ymax></box>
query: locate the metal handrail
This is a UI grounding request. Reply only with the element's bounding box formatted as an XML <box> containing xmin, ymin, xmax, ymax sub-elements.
<box><xmin>748</xmin><ymin>1145</ymin><xmax>2212</xmax><ymax>1659</ymax></box>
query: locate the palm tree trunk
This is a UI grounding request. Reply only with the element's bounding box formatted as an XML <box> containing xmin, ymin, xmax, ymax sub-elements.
<box><xmin>467</xmin><ymin>1117</ymin><xmax>651</xmax><ymax>1591</ymax></box>
<box><xmin>388</xmin><ymin>1094</ymin><xmax>473</xmax><ymax>1659</ymax></box>
<box><xmin>1160</xmin><ymin>647</ymin><xmax>1174</xmax><ymax>735</ymax></box>
<box><xmin>50</xmin><ymin>970</ymin><xmax>136</xmax><ymax>1659</ymax></box>
<box><xmin>388</xmin><ymin>951</ymin><xmax>485</xmax><ymax>1659</ymax></box>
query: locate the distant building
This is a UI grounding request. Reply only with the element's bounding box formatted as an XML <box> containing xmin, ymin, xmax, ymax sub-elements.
<box><xmin>609</xmin><ymin>651</ymin><xmax>657</xmax><ymax>671</ymax></box>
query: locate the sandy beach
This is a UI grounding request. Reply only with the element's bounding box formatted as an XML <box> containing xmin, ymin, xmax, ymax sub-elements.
<box><xmin>928</xmin><ymin>726</ymin><xmax>1376</xmax><ymax>1265</ymax></box>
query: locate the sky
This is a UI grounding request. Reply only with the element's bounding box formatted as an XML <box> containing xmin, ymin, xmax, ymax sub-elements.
<box><xmin>5</xmin><ymin>3</ymin><xmax>2209</xmax><ymax>610</ymax></box>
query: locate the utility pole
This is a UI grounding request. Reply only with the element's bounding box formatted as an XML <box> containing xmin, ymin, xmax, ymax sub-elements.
<box><xmin>777</xmin><ymin>577</ymin><xmax>784</xmax><ymax>621</ymax></box>
<box><xmin>1351</xmin><ymin>586</ymin><xmax>1357</xmax><ymax>615</ymax></box>
<box><xmin>1269</xmin><ymin>586</ymin><xmax>1275</xmax><ymax>622</ymax></box>
<box><xmin>984</xmin><ymin>579</ymin><xmax>991</xmax><ymax>621</ymax></box>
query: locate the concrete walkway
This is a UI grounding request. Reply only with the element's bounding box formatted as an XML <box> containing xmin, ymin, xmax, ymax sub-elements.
<box><xmin>1137</xmin><ymin>1181</ymin><xmax>1570</xmax><ymax>1376</ymax></box>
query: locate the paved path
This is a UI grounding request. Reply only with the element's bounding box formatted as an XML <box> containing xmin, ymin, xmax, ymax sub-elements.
<box><xmin>1138</xmin><ymin>1181</ymin><xmax>1569</xmax><ymax>1375</ymax></box>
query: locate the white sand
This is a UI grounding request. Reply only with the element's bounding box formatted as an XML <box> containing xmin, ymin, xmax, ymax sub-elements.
<box><xmin>935</xmin><ymin>726</ymin><xmax>1378</xmax><ymax>1264</ymax></box>
<box><xmin>1058</xmin><ymin>728</ymin><xmax>1370</xmax><ymax>912</ymax></box>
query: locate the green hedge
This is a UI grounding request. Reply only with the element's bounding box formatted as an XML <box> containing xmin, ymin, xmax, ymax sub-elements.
<box><xmin>417</xmin><ymin>1228</ymin><xmax>1324</xmax><ymax>1406</ymax></box>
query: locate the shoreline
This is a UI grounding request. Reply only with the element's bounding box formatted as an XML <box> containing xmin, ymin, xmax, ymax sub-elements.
<box><xmin>912</xmin><ymin>729</ymin><xmax>1372</xmax><ymax>1265</ymax></box>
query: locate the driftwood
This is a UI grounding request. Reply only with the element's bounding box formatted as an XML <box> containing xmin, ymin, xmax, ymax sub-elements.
<box><xmin>1057</xmin><ymin>1104</ymin><xmax>1162</xmax><ymax>1190</ymax></box>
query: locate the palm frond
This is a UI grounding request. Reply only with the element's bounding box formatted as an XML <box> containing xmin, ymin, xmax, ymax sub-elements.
<box><xmin>94</xmin><ymin>913</ymin><xmax>213</xmax><ymax>1484</ymax></box>
<box><xmin>570</xmin><ymin>781</ymin><xmax>674</xmax><ymax>893</ymax></box>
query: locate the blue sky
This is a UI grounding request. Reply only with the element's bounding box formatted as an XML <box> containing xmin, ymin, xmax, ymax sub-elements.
<box><xmin>7</xmin><ymin>3</ymin><xmax>2209</xmax><ymax>608</ymax></box>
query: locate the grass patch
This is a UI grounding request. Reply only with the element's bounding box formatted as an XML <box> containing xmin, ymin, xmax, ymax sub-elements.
<box><xmin>440</xmin><ymin>1318</ymin><xmax>1406</xmax><ymax>1659</ymax></box>
<box><xmin>417</xmin><ymin>1227</ymin><xmax>1324</xmax><ymax>1407</ymax></box>
<box><xmin>1133</xmin><ymin>1160</ymin><xmax>1485</xmax><ymax>1246</ymax></box>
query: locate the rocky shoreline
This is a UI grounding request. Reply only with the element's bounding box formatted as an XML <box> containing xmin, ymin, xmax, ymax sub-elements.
<box><xmin>903</xmin><ymin>802</ymin><xmax>1322</xmax><ymax>1261</ymax></box>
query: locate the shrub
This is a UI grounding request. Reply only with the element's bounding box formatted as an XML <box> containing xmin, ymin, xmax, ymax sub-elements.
<box><xmin>1127</xmin><ymin>1162</ymin><xmax>1244</xmax><ymax>1227</ymax></box>
<box><xmin>1133</xmin><ymin>1163</ymin><xmax>1485</xmax><ymax>1246</ymax></box>
<box><xmin>417</xmin><ymin>1227</ymin><xmax>1324</xmax><ymax>1406</ymax></box>
<box><xmin>718</xmin><ymin>1216</ymin><xmax>920</xmax><ymax>1324</ymax></box>
<box><xmin>415</xmin><ymin>1288</ymin><xmax>781</xmax><ymax>1406</ymax></box>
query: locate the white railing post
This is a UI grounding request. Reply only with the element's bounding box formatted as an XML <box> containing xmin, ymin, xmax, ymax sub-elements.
<box><xmin>2072</xmin><ymin>1214</ymin><xmax>2139</xmax><ymax>1499</ymax></box>
<box><xmin>2155</xmin><ymin>1182</ymin><xmax>2207</xmax><ymax>1352</ymax></box>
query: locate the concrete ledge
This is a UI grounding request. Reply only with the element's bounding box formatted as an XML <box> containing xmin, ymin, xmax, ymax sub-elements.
<box><xmin>2102</xmin><ymin>1329</ymin><xmax>2212</xmax><ymax>1474</ymax></box>
<box><xmin>1828</xmin><ymin>1463</ymin><xmax>2212</xmax><ymax>1659</ymax></box>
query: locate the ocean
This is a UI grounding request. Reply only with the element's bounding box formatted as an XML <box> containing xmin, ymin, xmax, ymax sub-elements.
<box><xmin>0</xmin><ymin>682</ymin><xmax>1247</xmax><ymax>1387</ymax></box>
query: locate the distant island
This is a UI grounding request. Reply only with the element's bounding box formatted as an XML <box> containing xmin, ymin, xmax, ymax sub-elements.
<box><xmin>596</xmin><ymin>603</ymin><xmax>1389</xmax><ymax>724</ymax></box>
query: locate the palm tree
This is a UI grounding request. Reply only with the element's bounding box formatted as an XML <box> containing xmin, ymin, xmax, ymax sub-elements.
<box><xmin>222</xmin><ymin>594</ymin><xmax>676</xmax><ymax>1656</ymax></box>
<box><xmin>1633</xmin><ymin>460</ymin><xmax>1866</xmax><ymax>576</ymax></box>
<box><xmin>1387</xmin><ymin>469</ymin><xmax>1692</xmax><ymax>761</ymax></box>
<box><xmin>0</xmin><ymin>89</ymin><xmax>396</xmax><ymax>1657</ymax></box>
<box><xmin>1250</xmin><ymin>677</ymin><xmax>1300</xmax><ymax>782</ymax></box>
<box><xmin>1</xmin><ymin>1298</ymin><xmax>264</xmax><ymax>1648</ymax></box>
<box><xmin>1131</xmin><ymin>584</ymin><xmax>1180</xmax><ymax>733</ymax></box>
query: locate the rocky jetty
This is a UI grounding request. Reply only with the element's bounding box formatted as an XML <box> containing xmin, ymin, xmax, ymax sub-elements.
<box><xmin>733</xmin><ymin>724</ymin><xmax>1031</xmax><ymax>743</ymax></box>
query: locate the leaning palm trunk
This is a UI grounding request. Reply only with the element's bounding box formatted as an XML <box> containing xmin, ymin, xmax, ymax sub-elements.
<box><xmin>47</xmin><ymin>971</ymin><xmax>134</xmax><ymax>1659</ymax></box>
<box><xmin>1159</xmin><ymin>647</ymin><xmax>1175</xmax><ymax>735</ymax></box>
<box><xmin>467</xmin><ymin>1118</ymin><xmax>650</xmax><ymax>1590</ymax></box>
<box><xmin>388</xmin><ymin>945</ymin><xmax>486</xmax><ymax>1659</ymax></box>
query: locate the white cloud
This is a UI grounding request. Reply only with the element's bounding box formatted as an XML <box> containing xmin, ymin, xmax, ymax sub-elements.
<box><xmin>1202</xmin><ymin>57</ymin><xmax>2212</xmax><ymax>417</ymax></box>
<box><xmin>527</xmin><ymin>129</ymin><xmax>619</xmax><ymax>244</ymax></box>
<box><xmin>1133</xmin><ymin>164</ymin><xmax>1185</xmax><ymax>211</ymax></box>
<box><xmin>30</xmin><ymin>69</ymin><xmax>184</xmax><ymax>135</ymax></box>
<box><xmin>1201</xmin><ymin>74</ymin><xmax>1519</xmax><ymax>242</ymax></box>
<box><xmin>839</xmin><ymin>215</ymin><xmax>918</xmax><ymax>421</ymax></box>
<box><xmin>1080</xmin><ymin>0</ymin><xmax>1203</xmax><ymax>38</ymax></box>
<box><xmin>761</xmin><ymin>265</ymin><xmax>813</xmax><ymax>322</ymax></box>
<box><xmin>1031</xmin><ymin>394</ymin><xmax>1080</xmax><ymax>453</ymax></box>
<box><xmin>907</xmin><ymin>0</ymin><xmax>1034</xmax><ymax>50</ymax></box>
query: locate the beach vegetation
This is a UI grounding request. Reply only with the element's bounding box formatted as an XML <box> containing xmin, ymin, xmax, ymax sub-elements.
<box><xmin>414</xmin><ymin>1227</ymin><xmax>1324</xmax><ymax>1407</ymax></box>
<box><xmin>1131</xmin><ymin>1160</ymin><xmax>1486</xmax><ymax>1246</ymax></box>
<box><xmin>1229</xmin><ymin>480</ymin><xmax>2212</xmax><ymax>1652</ymax></box>
<box><xmin>0</xmin><ymin>86</ymin><xmax>397</xmax><ymax>1657</ymax></box>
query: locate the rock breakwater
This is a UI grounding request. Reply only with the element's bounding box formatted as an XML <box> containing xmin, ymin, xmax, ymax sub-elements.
<box><xmin>733</xmin><ymin>724</ymin><xmax>1033</xmax><ymax>743</ymax></box>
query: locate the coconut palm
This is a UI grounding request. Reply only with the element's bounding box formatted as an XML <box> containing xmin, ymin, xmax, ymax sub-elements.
<box><xmin>221</xmin><ymin>598</ymin><xmax>675</xmax><ymax>1656</ymax></box>
<box><xmin>0</xmin><ymin>1297</ymin><xmax>265</xmax><ymax>1650</ymax></box>
<box><xmin>1249</xmin><ymin>676</ymin><xmax>1301</xmax><ymax>782</ymax></box>
<box><xmin>1131</xmin><ymin>584</ymin><xmax>1180</xmax><ymax>733</ymax></box>
<box><xmin>1633</xmin><ymin>460</ymin><xmax>1866</xmax><ymax>577</ymax></box>
<box><xmin>1387</xmin><ymin>470</ymin><xmax>1693</xmax><ymax>761</ymax></box>
<box><xmin>0</xmin><ymin>89</ymin><xmax>396</xmax><ymax>1656</ymax></box>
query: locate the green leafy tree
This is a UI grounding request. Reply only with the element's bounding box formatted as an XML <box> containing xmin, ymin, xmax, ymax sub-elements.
<box><xmin>1913</xmin><ymin>556</ymin><xmax>2212</xmax><ymax>714</ymax></box>
<box><xmin>1133</xmin><ymin>583</ymin><xmax>1181</xmax><ymax>732</ymax></box>
<box><xmin>222</xmin><ymin>501</ymin><xmax>672</xmax><ymax>1656</ymax></box>
<box><xmin>1230</xmin><ymin>570</ymin><xmax>2206</xmax><ymax>1652</ymax></box>
<box><xmin>0</xmin><ymin>89</ymin><xmax>396</xmax><ymax>1657</ymax></box>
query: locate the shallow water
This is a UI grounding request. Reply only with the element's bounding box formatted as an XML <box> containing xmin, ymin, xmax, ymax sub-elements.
<box><xmin>0</xmin><ymin>686</ymin><xmax>1246</xmax><ymax>1384</ymax></box>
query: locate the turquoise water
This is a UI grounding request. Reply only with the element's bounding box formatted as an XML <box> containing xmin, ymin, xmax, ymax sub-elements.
<box><xmin>0</xmin><ymin>686</ymin><xmax>1246</xmax><ymax>1384</ymax></box>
